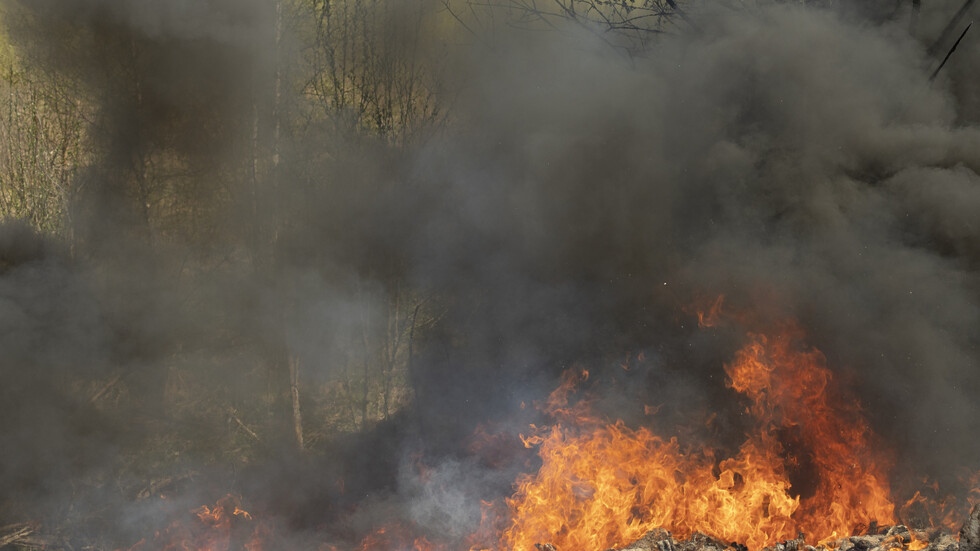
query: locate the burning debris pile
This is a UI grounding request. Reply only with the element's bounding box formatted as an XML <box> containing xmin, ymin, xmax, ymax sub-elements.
<box><xmin>614</xmin><ymin>501</ymin><xmax>980</xmax><ymax>551</ymax></box>
<box><xmin>612</xmin><ymin>519</ymin><xmax>971</xmax><ymax>551</ymax></box>
<box><xmin>452</xmin><ymin>304</ymin><xmax>980</xmax><ymax>551</ymax></box>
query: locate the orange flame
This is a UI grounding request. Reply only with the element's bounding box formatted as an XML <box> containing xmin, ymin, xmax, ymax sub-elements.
<box><xmin>726</xmin><ymin>325</ymin><xmax>895</xmax><ymax>542</ymax></box>
<box><xmin>697</xmin><ymin>296</ymin><xmax>727</xmax><ymax>328</ymax></box>
<box><xmin>484</xmin><ymin>316</ymin><xmax>899</xmax><ymax>550</ymax></box>
<box><xmin>124</xmin><ymin>494</ymin><xmax>266</xmax><ymax>551</ymax></box>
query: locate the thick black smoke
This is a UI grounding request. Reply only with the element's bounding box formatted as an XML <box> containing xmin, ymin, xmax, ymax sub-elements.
<box><xmin>2</xmin><ymin>0</ymin><xmax>980</xmax><ymax>546</ymax></box>
<box><xmin>406</xmin><ymin>5</ymin><xmax>980</xmax><ymax>487</ymax></box>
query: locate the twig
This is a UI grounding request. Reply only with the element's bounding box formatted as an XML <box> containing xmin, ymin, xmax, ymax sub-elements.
<box><xmin>665</xmin><ymin>0</ymin><xmax>701</xmax><ymax>33</ymax></box>
<box><xmin>929</xmin><ymin>21</ymin><xmax>972</xmax><ymax>82</ymax></box>
<box><xmin>442</xmin><ymin>0</ymin><xmax>490</xmax><ymax>48</ymax></box>
<box><xmin>927</xmin><ymin>0</ymin><xmax>977</xmax><ymax>56</ymax></box>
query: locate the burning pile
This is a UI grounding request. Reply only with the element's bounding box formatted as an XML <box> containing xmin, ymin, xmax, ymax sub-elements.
<box><xmin>463</xmin><ymin>303</ymin><xmax>979</xmax><ymax>551</ymax></box>
<box><xmin>613</xmin><ymin>522</ymin><xmax>969</xmax><ymax>551</ymax></box>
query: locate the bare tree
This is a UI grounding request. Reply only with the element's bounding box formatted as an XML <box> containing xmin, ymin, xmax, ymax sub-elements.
<box><xmin>445</xmin><ymin>0</ymin><xmax>692</xmax><ymax>56</ymax></box>
<box><xmin>301</xmin><ymin>0</ymin><xmax>448</xmax><ymax>144</ymax></box>
<box><xmin>0</xmin><ymin>63</ymin><xmax>88</xmax><ymax>236</ymax></box>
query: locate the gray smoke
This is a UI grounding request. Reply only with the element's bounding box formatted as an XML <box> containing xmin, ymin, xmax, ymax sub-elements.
<box><xmin>408</xmin><ymin>4</ymin><xmax>980</xmax><ymax>476</ymax></box>
<box><xmin>2</xmin><ymin>0</ymin><xmax>980</xmax><ymax>547</ymax></box>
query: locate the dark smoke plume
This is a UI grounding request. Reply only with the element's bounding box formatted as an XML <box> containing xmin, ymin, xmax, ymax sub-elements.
<box><xmin>2</xmin><ymin>0</ymin><xmax>980</xmax><ymax>546</ymax></box>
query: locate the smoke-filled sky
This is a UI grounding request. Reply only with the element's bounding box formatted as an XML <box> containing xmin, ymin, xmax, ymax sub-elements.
<box><xmin>2</xmin><ymin>0</ymin><xmax>980</xmax><ymax>546</ymax></box>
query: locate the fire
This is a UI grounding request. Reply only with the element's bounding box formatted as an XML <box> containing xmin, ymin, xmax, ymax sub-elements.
<box><xmin>726</xmin><ymin>325</ymin><xmax>895</xmax><ymax>542</ymax></box>
<box><xmin>124</xmin><ymin>494</ymin><xmax>265</xmax><ymax>551</ymax></box>
<box><xmin>124</xmin><ymin>305</ymin><xmax>978</xmax><ymax>551</ymax></box>
<box><xmin>486</xmin><ymin>312</ymin><xmax>899</xmax><ymax>550</ymax></box>
<box><xmin>356</xmin><ymin>524</ymin><xmax>447</xmax><ymax>551</ymax></box>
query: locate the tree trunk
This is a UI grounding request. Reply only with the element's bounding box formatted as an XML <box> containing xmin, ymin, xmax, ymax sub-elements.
<box><xmin>288</xmin><ymin>353</ymin><xmax>305</xmax><ymax>451</ymax></box>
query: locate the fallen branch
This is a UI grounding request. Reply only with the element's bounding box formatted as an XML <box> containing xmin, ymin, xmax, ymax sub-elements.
<box><xmin>89</xmin><ymin>371</ymin><xmax>125</xmax><ymax>404</ymax></box>
<box><xmin>5</xmin><ymin>534</ymin><xmax>73</xmax><ymax>550</ymax></box>
<box><xmin>0</xmin><ymin>523</ymin><xmax>35</xmax><ymax>547</ymax></box>
<box><xmin>229</xmin><ymin>407</ymin><xmax>261</xmax><ymax>442</ymax></box>
<box><xmin>136</xmin><ymin>471</ymin><xmax>199</xmax><ymax>500</ymax></box>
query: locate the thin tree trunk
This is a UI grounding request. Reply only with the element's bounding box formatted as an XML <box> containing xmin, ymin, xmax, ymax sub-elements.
<box><xmin>273</xmin><ymin>0</ymin><xmax>303</xmax><ymax>453</ymax></box>
<box><xmin>361</xmin><ymin>325</ymin><xmax>371</xmax><ymax>428</ymax></box>
<box><xmin>288</xmin><ymin>353</ymin><xmax>305</xmax><ymax>451</ymax></box>
<box><xmin>272</xmin><ymin>0</ymin><xmax>283</xmax><ymax>171</ymax></box>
